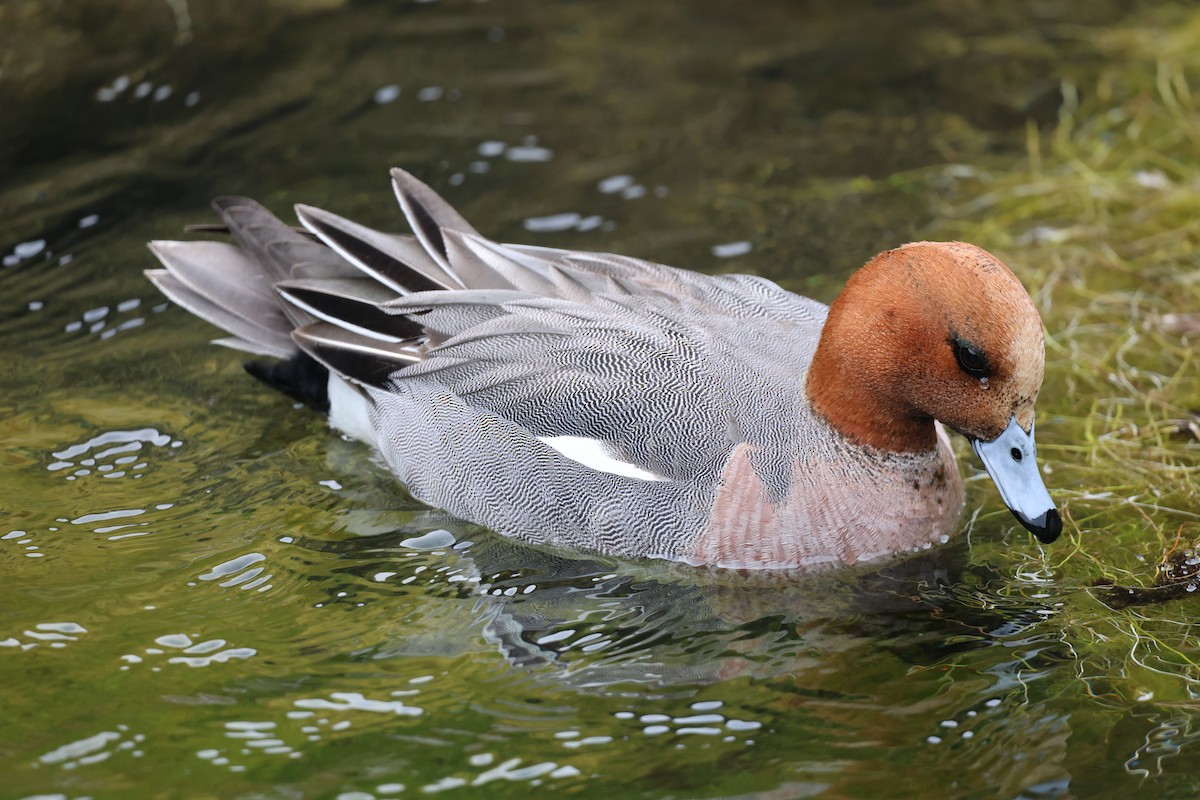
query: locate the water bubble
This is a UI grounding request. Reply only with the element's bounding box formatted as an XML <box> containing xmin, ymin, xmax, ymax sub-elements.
<box><xmin>400</xmin><ymin>529</ymin><xmax>456</xmax><ymax>550</ymax></box>
<box><xmin>524</xmin><ymin>213</ymin><xmax>582</xmax><ymax>233</ymax></box>
<box><xmin>598</xmin><ymin>175</ymin><xmax>634</xmax><ymax>194</ymax></box>
<box><xmin>14</xmin><ymin>239</ymin><xmax>46</xmax><ymax>259</ymax></box>
<box><xmin>506</xmin><ymin>145</ymin><xmax>553</xmax><ymax>163</ymax></box>
<box><xmin>725</xmin><ymin>719</ymin><xmax>761</xmax><ymax>731</ymax></box>
<box><xmin>712</xmin><ymin>241</ymin><xmax>752</xmax><ymax>258</ymax></box>
<box><xmin>374</xmin><ymin>84</ymin><xmax>401</xmax><ymax>104</ymax></box>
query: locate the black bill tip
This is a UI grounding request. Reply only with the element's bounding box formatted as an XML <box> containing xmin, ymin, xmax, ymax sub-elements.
<box><xmin>1011</xmin><ymin>507</ymin><xmax>1062</xmax><ymax>544</ymax></box>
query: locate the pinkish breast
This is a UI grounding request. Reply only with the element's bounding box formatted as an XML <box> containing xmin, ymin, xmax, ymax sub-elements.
<box><xmin>693</xmin><ymin>428</ymin><xmax>965</xmax><ymax>570</ymax></box>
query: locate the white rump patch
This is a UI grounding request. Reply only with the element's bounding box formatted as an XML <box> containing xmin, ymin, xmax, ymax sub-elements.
<box><xmin>327</xmin><ymin>375</ymin><xmax>376</xmax><ymax>446</ymax></box>
<box><xmin>538</xmin><ymin>436</ymin><xmax>666</xmax><ymax>482</ymax></box>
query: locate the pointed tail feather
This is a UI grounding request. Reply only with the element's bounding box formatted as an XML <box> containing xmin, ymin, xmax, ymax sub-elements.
<box><xmin>147</xmin><ymin>241</ymin><xmax>291</xmax><ymax>331</ymax></box>
<box><xmin>144</xmin><ymin>266</ymin><xmax>296</xmax><ymax>358</ymax></box>
<box><xmin>389</xmin><ymin>167</ymin><xmax>479</xmax><ymax>270</ymax></box>
<box><xmin>148</xmin><ymin>168</ymin><xmax>613</xmax><ymax>403</ymax></box>
<box><xmin>294</xmin><ymin>204</ymin><xmax>460</xmax><ymax>293</ymax></box>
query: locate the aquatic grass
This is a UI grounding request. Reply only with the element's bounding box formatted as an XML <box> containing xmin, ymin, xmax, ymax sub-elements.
<box><xmin>787</xmin><ymin>7</ymin><xmax>1200</xmax><ymax>707</ymax></box>
<box><xmin>912</xmin><ymin>13</ymin><xmax>1200</xmax><ymax>702</ymax></box>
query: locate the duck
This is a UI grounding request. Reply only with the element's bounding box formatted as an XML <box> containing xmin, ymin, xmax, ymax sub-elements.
<box><xmin>146</xmin><ymin>168</ymin><xmax>1061</xmax><ymax>570</ymax></box>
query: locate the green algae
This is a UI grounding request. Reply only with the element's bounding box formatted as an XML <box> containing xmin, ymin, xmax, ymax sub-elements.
<box><xmin>922</xmin><ymin>8</ymin><xmax>1200</xmax><ymax>709</ymax></box>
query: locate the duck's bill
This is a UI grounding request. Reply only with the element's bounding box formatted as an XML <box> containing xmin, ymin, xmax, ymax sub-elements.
<box><xmin>971</xmin><ymin>417</ymin><xmax>1062</xmax><ymax>544</ymax></box>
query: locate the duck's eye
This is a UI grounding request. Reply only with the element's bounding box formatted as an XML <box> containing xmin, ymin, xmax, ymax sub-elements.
<box><xmin>952</xmin><ymin>338</ymin><xmax>991</xmax><ymax>380</ymax></box>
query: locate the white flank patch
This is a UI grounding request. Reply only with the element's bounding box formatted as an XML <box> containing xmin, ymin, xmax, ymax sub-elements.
<box><xmin>327</xmin><ymin>376</ymin><xmax>376</xmax><ymax>446</ymax></box>
<box><xmin>538</xmin><ymin>436</ymin><xmax>665</xmax><ymax>482</ymax></box>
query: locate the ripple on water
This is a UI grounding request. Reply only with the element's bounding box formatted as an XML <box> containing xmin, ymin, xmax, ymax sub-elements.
<box><xmin>59</xmin><ymin>296</ymin><xmax>156</xmax><ymax>342</ymax></box>
<box><xmin>293</xmin><ymin>691</ymin><xmax>423</xmax><ymax>717</ymax></box>
<box><xmin>0</xmin><ymin>621</ymin><xmax>88</xmax><ymax>651</ymax></box>
<box><xmin>398</xmin><ymin>528</ymin><xmax>457</xmax><ymax>550</ymax></box>
<box><xmin>2</xmin><ymin>529</ymin><xmax>46</xmax><ymax>559</ymax></box>
<box><xmin>196</xmin><ymin>720</ymin><xmax>303</xmax><ymax>772</ymax></box>
<box><xmin>19</xmin><ymin>431</ymin><xmax>187</xmax><ymax>556</ymax></box>
<box><xmin>47</xmin><ymin>427</ymin><xmax>182</xmax><ymax>482</ymax></box>
<box><xmin>712</xmin><ymin>241</ymin><xmax>753</xmax><ymax>258</ymax></box>
<box><xmin>180</xmin><ymin>682</ymin><xmax>440</xmax><ymax>775</ymax></box>
<box><xmin>602</xmin><ymin>698</ymin><xmax>764</xmax><ymax>746</ymax></box>
<box><xmin>596</xmin><ymin>173</ymin><xmax>654</xmax><ymax>200</ymax></box>
<box><xmin>373</xmin><ymin>84</ymin><xmax>401</xmax><ymax>104</ymax></box>
<box><xmin>522</xmin><ymin>212</ymin><xmax>607</xmax><ymax>234</ymax></box>
<box><xmin>194</xmin><ymin>690</ymin><xmax>440</xmax><ymax>777</ymax></box>
<box><xmin>30</xmin><ymin>501</ymin><xmax>181</xmax><ymax>552</ymax></box>
<box><xmin>503</xmin><ymin>136</ymin><xmax>552</xmax><ymax>163</ymax></box>
<box><xmin>1</xmin><ymin>206</ymin><xmax>173</xmax><ymax>359</ymax></box>
<box><xmin>118</xmin><ymin>632</ymin><xmax>256</xmax><ymax>670</ymax></box>
<box><xmin>2</xmin><ymin>235</ymin><xmax>58</xmax><ymax>269</ymax></box>
<box><xmin>325</xmin><ymin>532</ymin><xmax>483</xmax><ymax>606</ymax></box>
<box><xmin>396</xmin><ymin>753</ymin><xmax>581</xmax><ymax>795</ymax></box>
<box><xmin>1126</xmin><ymin>715</ymin><xmax>1200</xmax><ymax>778</ymax></box>
<box><xmin>334</xmin><ymin>788</ymin><xmax>407</xmax><ymax>800</ymax></box>
<box><xmin>194</xmin><ymin>552</ymin><xmax>273</xmax><ymax>592</ymax></box>
<box><xmin>94</xmin><ymin>72</ymin><xmax>200</xmax><ymax>108</ymax></box>
<box><xmin>37</xmin><ymin>723</ymin><xmax>146</xmax><ymax>769</ymax></box>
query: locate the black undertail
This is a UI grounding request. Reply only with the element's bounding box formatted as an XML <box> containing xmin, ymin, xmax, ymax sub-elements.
<box><xmin>244</xmin><ymin>352</ymin><xmax>330</xmax><ymax>413</ymax></box>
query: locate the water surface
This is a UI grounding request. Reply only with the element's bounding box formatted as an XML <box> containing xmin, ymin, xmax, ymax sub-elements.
<box><xmin>4</xmin><ymin>1</ymin><xmax>1200</xmax><ymax>798</ymax></box>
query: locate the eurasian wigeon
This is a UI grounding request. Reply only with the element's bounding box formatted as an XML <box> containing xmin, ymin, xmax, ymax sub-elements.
<box><xmin>147</xmin><ymin>168</ymin><xmax>1061</xmax><ymax>570</ymax></box>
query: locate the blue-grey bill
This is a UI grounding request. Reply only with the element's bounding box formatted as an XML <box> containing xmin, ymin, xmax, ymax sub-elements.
<box><xmin>971</xmin><ymin>417</ymin><xmax>1062</xmax><ymax>544</ymax></box>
